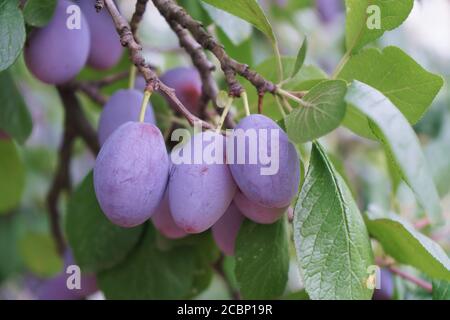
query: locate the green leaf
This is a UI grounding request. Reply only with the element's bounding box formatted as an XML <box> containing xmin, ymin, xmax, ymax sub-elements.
<box><xmin>432</xmin><ymin>280</ymin><xmax>450</xmax><ymax>300</ymax></box>
<box><xmin>0</xmin><ymin>0</ymin><xmax>26</xmax><ymax>71</ymax></box>
<box><xmin>19</xmin><ymin>231</ymin><xmax>63</xmax><ymax>278</ymax></box>
<box><xmin>339</xmin><ymin>47</ymin><xmax>444</xmax><ymax>138</ymax></box>
<box><xmin>0</xmin><ymin>70</ymin><xmax>33</xmax><ymax>144</ymax></box>
<box><xmin>0</xmin><ymin>215</ymin><xmax>22</xmax><ymax>283</ymax></box>
<box><xmin>235</xmin><ymin>219</ymin><xmax>289</xmax><ymax>299</ymax></box>
<box><xmin>345</xmin><ymin>81</ymin><xmax>442</xmax><ymax>223</ymax></box>
<box><xmin>365</xmin><ymin>210</ymin><xmax>450</xmax><ymax>281</ymax></box>
<box><xmin>291</xmin><ymin>38</ymin><xmax>307</xmax><ymax>78</ymax></box>
<box><xmin>98</xmin><ymin>225</ymin><xmax>197</xmax><ymax>299</ymax></box>
<box><xmin>284</xmin><ymin>80</ymin><xmax>347</xmax><ymax>143</ymax></box>
<box><xmin>294</xmin><ymin>142</ymin><xmax>374</xmax><ymax>300</ymax></box>
<box><xmin>66</xmin><ymin>172</ymin><xmax>144</xmax><ymax>272</ymax></box>
<box><xmin>345</xmin><ymin>0</ymin><xmax>413</xmax><ymax>53</ymax></box>
<box><xmin>23</xmin><ymin>0</ymin><xmax>57</xmax><ymax>27</ymax></box>
<box><xmin>241</xmin><ymin>56</ymin><xmax>327</xmax><ymax>120</ymax></box>
<box><xmin>201</xmin><ymin>2</ymin><xmax>252</xmax><ymax>45</ymax></box>
<box><xmin>201</xmin><ymin>0</ymin><xmax>275</xmax><ymax>43</ymax></box>
<box><xmin>0</xmin><ymin>140</ymin><xmax>25</xmax><ymax>214</ymax></box>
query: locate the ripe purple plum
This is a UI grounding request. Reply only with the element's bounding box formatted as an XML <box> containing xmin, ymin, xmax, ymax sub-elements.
<box><xmin>160</xmin><ymin>67</ymin><xmax>202</xmax><ymax>115</ymax></box>
<box><xmin>77</xmin><ymin>0</ymin><xmax>123</xmax><ymax>70</ymax></box>
<box><xmin>233</xmin><ymin>190</ymin><xmax>287</xmax><ymax>224</ymax></box>
<box><xmin>151</xmin><ymin>188</ymin><xmax>187</xmax><ymax>239</ymax></box>
<box><xmin>94</xmin><ymin>122</ymin><xmax>169</xmax><ymax>227</ymax></box>
<box><xmin>212</xmin><ymin>203</ymin><xmax>244</xmax><ymax>256</ymax></box>
<box><xmin>169</xmin><ymin>131</ymin><xmax>237</xmax><ymax>233</ymax></box>
<box><xmin>228</xmin><ymin>114</ymin><xmax>300</xmax><ymax>208</ymax></box>
<box><xmin>372</xmin><ymin>268</ymin><xmax>394</xmax><ymax>300</ymax></box>
<box><xmin>25</xmin><ymin>0</ymin><xmax>90</xmax><ymax>84</ymax></box>
<box><xmin>97</xmin><ymin>89</ymin><xmax>156</xmax><ymax>146</ymax></box>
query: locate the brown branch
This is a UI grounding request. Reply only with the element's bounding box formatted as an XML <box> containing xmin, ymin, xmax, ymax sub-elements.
<box><xmin>93</xmin><ymin>70</ymin><xmax>130</xmax><ymax>87</ymax></box>
<box><xmin>57</xmin><ymin>87</ymin><xmax>100</xmax><ymax>155</ymax></box>
<box><xmin>388</xmin><ymin>266</ymin><xmax>432</xmax><ymax>293</ymax></box>
<box><xmin>167</xmin><ymin>21</ymin><xmax>235</xmax><ymax>128</ymax></box>
<box><xmin>72</xmin><ymin>81</ymin><xmax>108</xmax><ymax>105</ymax></box>
<box><xmin>151</xmin><ymin>0</ymin><xmax>277</xmax><ymax>98</ymax></box>
<box><xmin>102</xmin><ymin>0</ymin><xmax>213</xmax><ymax>130</ymax></box>
<box><xmin>130</xmin><ymin>0</ymin><xmax>149</xmax><ymax>39</ymax></box>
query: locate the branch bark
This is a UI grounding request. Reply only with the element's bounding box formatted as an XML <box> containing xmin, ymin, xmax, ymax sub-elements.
<box><xmin>151</xmin><ymin>0</ymin><xmax>277</xmax><ymax>98</ymax></box>
<box><xmin>130</xmin><ymin>0</ymin><xmax>149</xmax><ymax>38</ymax></box>
<box><xmin>102</xmin><ymin>0</ymin><xmax>213</xmax><ymax>130</ymax></box>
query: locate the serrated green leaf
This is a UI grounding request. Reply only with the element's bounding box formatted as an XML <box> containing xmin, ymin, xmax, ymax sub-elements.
<box><xmin>0</xmin><ymin>0</ymin><xmax>26</xmax><ymax>71</ymax></box>
<box><xmin>23</xmin><ymin>0</ymin><xmax>57</xmax><ymax>27</ymax></box>
<box><xmin>345</xmin><ymin>0</ymin><xmax>413</xmax><ymax>53</ymax></box>
<box><xmin>201</xmin><ymin>0</ymin><xmax>275</xmax><ymax>43</ymax></box>
<box><xmin>294</xmin><ymin>142</ymin><xmax>374</xmax><ymax>300</ymax></box>
<box><xmin>432</xmin><ymin>280</ymin><xmax>450</xmax><ymax>300</ymax></box>
<box><xmin>98</xmin><ymin>225</ymin><xmax>197</xmax><ymax>299</ymax></box>
<box><xmin>19</xmin><ymin>231</ymin><xmax>63</xmax><ymax>278</ymax></box>
<box><xmin>339</xmin><ymin>47</ymin><xmax>444</xmax><ymax>138</ymax></box>
<box><xmin>66</xmin><ymin>172</ymin><xmax>144</xmax><ymax>272</ymax></box>
<box><xmin>235</xmin><ymin>218</ymin><xmax>289</xmax><ymax>299</ymax></box>
<box><xmin>0</xmin><ymin>71</ymin><xmax>33</xmax><ymax>144</ymax></box>
<box><xmin>285</xmin><ymin>80</ymin><xmax>347</xmax><ymax>143</ymax></box>
<box><xmin>365</xmin><ymin>210</ymin><xmax>450</xmax><ymax>281</ymax></box>
<box><xmin>0</xmin><ymin>140</ymin><xmax>25</xmax><ymax>214</ymax></box>
<box><xmin>345</xmin><ymin>81</ymin><xmax>442</xmax><ymax>223</ymax></box>
<box><xmin>291</xmin><ymin>38</ymin><xmax>307</xmax><ymax>78</ymax></box>
<box><xmin>201</xmin><ymin>2</ymin><xmax>252</xmax><ymax>45</ymax></box>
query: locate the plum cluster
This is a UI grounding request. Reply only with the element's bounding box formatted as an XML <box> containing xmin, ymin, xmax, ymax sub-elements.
<box><xmin>25</xmin><ymin>0</ymin><xmax>123</xmax><ymax>84</ymax></box>
<box><xmin>93</xmin><ymin>69</ymin><xmax>300</xmax><ymax>255</ymax></box>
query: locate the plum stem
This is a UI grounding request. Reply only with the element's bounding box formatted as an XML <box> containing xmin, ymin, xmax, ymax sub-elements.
<box><xmin>139</xmin><ymin>90</ymin><xmax>152</xmax><ymax>122</ymax></box>
<box><xmin>242</xmin><ymin>91</ymin><xmax>251</xmax><ymax>117</ymax></box>
<box><xmin>216</xmin><ymin>97</ymin><xmax>233</xmax><ymax>133</ymax></box>
<box><xmin>129</xmin><ymin>65</ymin><xmax>137</xmax><ymax>90</ymax></box>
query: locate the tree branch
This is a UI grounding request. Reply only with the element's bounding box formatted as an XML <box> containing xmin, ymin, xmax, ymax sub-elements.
<box><xmin>151</xmin><ymin>0</ymin><xmax>277</xmax><ymax>98</ymax></box>
<box><xmin>102</xmin><ymin>0</ymin><xmax>213</xmax><ymax>130</ymax></box>
<box><xmin>57</xmin><ymin>86</ymin><xmax>100</xmax><ymax>155</ymax></box>
<box><xmin>130</xmin><ymin>0</ymin><xmax>149</xmax><ymax>39</ymax></box>
<box><xmin>167</xmin><ymin>21</ymin><xmax>235</xmax><ymax>128</ymax></box>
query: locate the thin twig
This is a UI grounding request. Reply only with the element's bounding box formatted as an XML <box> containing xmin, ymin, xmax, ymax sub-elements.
<box><xmin>167</xmin><ymin>21</ymin><xmax>235</xmax><ymax>128</ymax></box>
<box><xmin>72</xmin><ymin>81</ymin><xmax>108</xmax><ymax>105</ymax></box>
<box><xmin>57</xmin><ymin>86</ymin><xmax>100</xmax><ymax>155</ymax></box>
<box><xmin>388</xmin><ymin>266</ymin><xmax>432</xmax><ymax>293</ymax></box>
<box><xmin>130</xmin><ymin>0</ymin><xmax>149</xmax><ymax>40</ymax></box>
<box><xmin>102</xmin><ymin>0</ymin><xmax>213</xmax><ymax>130</ymax></box>
<box><xmin>151</xmin><ymin>0</ymin><xmax>277</xmax><ymax>98</ymax></box>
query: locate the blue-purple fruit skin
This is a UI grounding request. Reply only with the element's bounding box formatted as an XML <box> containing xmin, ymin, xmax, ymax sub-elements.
<box><xmin>94</xmin><ymin>122</ymin><xmax>169</xmax><ymax>227</ymax></box>
<box><xmin>233</xmin><ymin>189</ymin><xmax>287</xmax><ymax>224</ymax></box>
<box><xmin>97</xmin><ymin>89</ymin><xmax>156</xmax><ymax>146</ymax></box>
<box><xmin>77</xmin><ymin>0</ymin><xmax>123</xmax><ymax>70</ymax></box>
<box><xmin>37</xmin><ymin>250</ymin><xmax>97</xmax><ymax>300</ymax></box>
<box><xmin>160</xmin><ymin>67</ymin><xmax>202</xmax><ymax>115</ymax></box>
<box><xmin>228</xmin><ymin>114</ymin><xmax>300</xmax><ymax>208</ymax></box>
<box><xmin>212</xmin><ymin>202</ymin><xmax>244</xmax><ymax>256</ymax></box>
<box><xmin>25</xmin><ymin>0</ymin><xmax>90</xmax><ymax>84</ymax></box>
<box><xmin>151</xmin><ymin>188</ymin><xmax>187</xmax><ymax>239</ymax></box>
<box><xmin>316</xmin><ymin>0</ymin><xmax>343</xmax><ymax>24</ymax></box>
<box><xmin>372</xmin><ymin>268</ymin><xmax>394</xmax><ymax>300</ymax></box>
<box><xmin>169</xmin><ymin>132</ymin><xmax>237</xmax><ymax>233</ymax></box>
